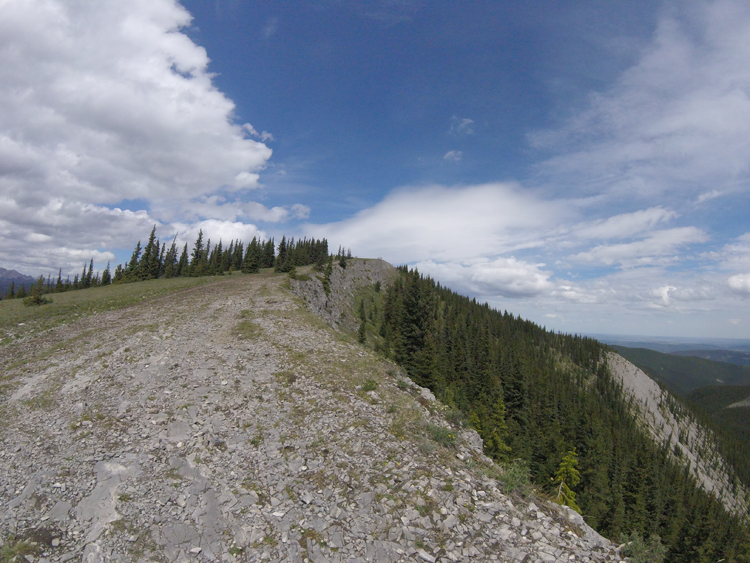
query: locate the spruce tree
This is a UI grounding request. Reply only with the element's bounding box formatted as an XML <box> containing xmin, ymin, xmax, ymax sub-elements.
<box><xmin>176</xmin><ymin>243</ymin><xmax>189</xmax><ymax>277</ymax></box>
<box><xmin>232</xmin><ymin>240</ymin><xmax>244</xmax><ymax>271</ymax></box>
<box><xmin>55</xmin><ymin>269</ymin><xmax>64</xmax><ymax>292</ymax></box>
<box><xmin>86</xmin><ymin>258</ymin><xmax>94</xmax><ymax>287</ymax></box>
<box><xmin>164</xmin><ymin>238</ymin><xmax>178</xmax><ymax>278</ymax></box>
<box><xmin>554</xmin><ymin>449</ymin><xmax>582</xmax><ymax>514</ymax></box>
<box><xmin>275</xmin><ymin>236</ymin><xmax>288</xmax><ymax>272</ymax></box>
<box><xmin>261</xmin><ymin>238</ymin><xmax>275</xmax><ymax>268</ymax></box>
<box><xmin>126</xmin><ymin>241</ymin><xmax>141</xmax><ymax>280</ymax></box>
<box><xmin>190</xmin><ymin>230</ymin><xmax>205</xmax><ymax>276</ymax></box>
<box><xmin>358</xmin><ymin>300</ymin><xmax>367</xmax><ymax>344</ymax></box>
<box><xmin>101</xmin><ymin>262</ymin><xmax>111</xmax><ymax>285</ymax></box>
<box><xmin>242</xmin><ymin>237</ymin><xmax>261</xmax><ymax>274</ymax></box>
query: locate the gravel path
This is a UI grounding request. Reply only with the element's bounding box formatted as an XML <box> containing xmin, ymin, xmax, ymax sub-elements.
<box><xmin>0</xmin><ymin>272</ymin><xmax>621</xmax><ymax>563</ymax></box>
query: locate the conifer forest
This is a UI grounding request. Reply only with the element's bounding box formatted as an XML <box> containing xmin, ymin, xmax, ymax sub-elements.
<box><xmin>366</xmin><ymin>266</ymin><xmax>750</xmax><ymax>562</ymax></box>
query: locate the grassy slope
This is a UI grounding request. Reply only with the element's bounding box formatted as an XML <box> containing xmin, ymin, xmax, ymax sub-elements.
<box><xmin>611</xmin><ymin>344</ymin><xmax>750</xmax><ymax>395</ymax></box>
<box><xmin>0</xmin><ymin>274</ymin><xmax>237</xmax><ymax>346</ymax></box>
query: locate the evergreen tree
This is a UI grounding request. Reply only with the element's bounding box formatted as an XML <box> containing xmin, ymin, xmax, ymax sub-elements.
<box><xmin>80</xmin><ymin>261</ymin><xmax>89</xmax><ymax>289</ymax></box>
<box><xmin>275</xmin><ymin>236</ymin><xmax>288</xmax><ymax>272</ymax></box>
<box><xmin>55</xmin><ymin>269</ymin><xmax>64</xmax><ymax>292</ymax></box>
<box><xmin>190</xmin><ymin>230</ymin><xmax>206</xmax><ymax>276</ymax></box>
<box><xmin>101</xmin><ymin>262</ymin><xmax>111</xmax><ymax>285</ymax></box>
<box><xmin>242</xmin><ymin>237</ymin><xmax>261</xmax><ymax>274</ymax></box>
<box><xmin>554</xmin><ymin>449</ymin><xmax>582</xmax><ymax>513</ymax></box>
<box><xmin>126</xmin><ymin>241</ymin><xmax>141</xmax><ymax>280</ymax></box>
<box><xmin>156</xmin><ymin>242</ymin><xmax>166</xmax><ymax>278</ymax></box>
<box><xmin>85</xmin><ymin>258</ymin><xmax>94</xmax><ymax>287</ymax></box>
<box><xmin>358</xmin><ymin>300</ymin><xmax>367</xmax><ymax>344</ymax></box>
<box><xmin>163</xmin><ymin>238</ymin><xmax>178</xmax><ymax>278</ymax></box>
<box><xmin>261</xmin><ymin>238</ymin><xmax>275</xmax><ymax>268</ymax></box>
<box><xmin>176</xmin><ymin>243</ymin><xmax>189</xmax><ymax>277</ymax></box>
<box><xmin>232</xmin><ymin>239</ymin><xmax>244</xmax><ymax>271</ymax></box>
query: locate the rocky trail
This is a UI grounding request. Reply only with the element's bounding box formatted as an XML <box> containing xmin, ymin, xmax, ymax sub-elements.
<box><xmin>0</xmin><ymin>269</ymin><xmax>622</xmax><ymax>562</ymax></box>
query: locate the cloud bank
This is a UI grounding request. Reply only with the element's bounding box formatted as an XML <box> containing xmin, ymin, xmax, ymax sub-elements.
<box><xmin>0</xmin><ymin>0</ymin><xmax>274</xmax><ymax>273</ymax></box>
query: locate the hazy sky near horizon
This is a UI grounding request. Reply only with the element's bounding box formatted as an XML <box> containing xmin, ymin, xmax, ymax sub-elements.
<box><xmin>1</xmin><ymin>0</ymin><xmax>750</xmax><ymax>338</ymax></box>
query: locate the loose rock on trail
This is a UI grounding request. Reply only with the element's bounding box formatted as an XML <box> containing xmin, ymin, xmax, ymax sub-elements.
<box><xmin>0</xmin><ymin>270</ymin><xmax>622</xmax><ymax>562</ymax></box>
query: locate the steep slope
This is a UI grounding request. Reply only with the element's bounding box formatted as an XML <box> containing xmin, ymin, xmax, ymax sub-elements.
<box><xmin>292</xmin><ymin>262</ymin><xmax>750</xmax><ymax>562</ymax></box>
<box><xmin>0</xmin><ymin>272</ymin><xmax>621</xmax><ymax>562</ymax></box>
<box><xmin>607</xmin><ymin>353</ymin><xmax>749</xmax><ymax>517</ymax></box>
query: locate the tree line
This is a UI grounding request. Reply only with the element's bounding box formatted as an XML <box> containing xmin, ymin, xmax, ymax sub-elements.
<box><xmin>358</xmin><ymin>266</ymin><xmax>749</xmax><ymax>563</ymax></box>
<box><xmin>0</xmin><ymin>227</ymin><xmax>329</xmax><ymax>301</ymax></box>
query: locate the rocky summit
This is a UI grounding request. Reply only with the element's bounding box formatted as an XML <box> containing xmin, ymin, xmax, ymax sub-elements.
<box><xmin>0</xmin><ymin>268</ymin><xmax>623</xmax><ymax>562</ymax></box>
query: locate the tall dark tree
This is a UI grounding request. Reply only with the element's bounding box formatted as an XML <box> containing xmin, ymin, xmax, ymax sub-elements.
<box><xmin>176</xmin><ymin>243</ymin><xmax>189</xmax><ymax>277</ymax></box>
<box><xmin>101</xmin><ymin>262</ymin><xmax>111</xmax><ymax>285</ymax></box>
<box><xmin>190</xmin><ymin>230</ymin><xmax>206</xmax><ymax>276</ymax></box>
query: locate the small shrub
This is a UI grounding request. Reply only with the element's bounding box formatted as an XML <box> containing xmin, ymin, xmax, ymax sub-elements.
<box><xmin>425</xmin><ymin>423</ymin><xmax>456</xmax><ymax>448</ymax></box>
<box><xmin>497</xmin><ymin>459</ymin><xmax>532</xmax><ymax>495</ymax></box>
<box><xmin>619</xmin><ymin>532</ymin><xmax>667</xmax><ymax>563</ymax></box>
<box><xmin>446</xmin><ymin>407</ymin><xmax>466</xmax><ymax>428</ymax></box>
<box><xmin>23</xmin><ymin>293</ymin><xmax>52</xmax><ymax>306</ymax></box>
<box><xmin>362</xmin><ymin>379</ymin><xmax>378</xmax><ymax>392</ymax></box>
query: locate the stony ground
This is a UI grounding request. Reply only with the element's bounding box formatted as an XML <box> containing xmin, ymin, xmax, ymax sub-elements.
<box><xmin>1</xmin><ymin>270</ymin><xmax>622</xmax><ymax>563</ymax></box>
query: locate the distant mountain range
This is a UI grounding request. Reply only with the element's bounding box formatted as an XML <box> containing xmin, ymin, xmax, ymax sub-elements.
<box><xmin>593</xmin><ymin>333</ymin><xmax>750</xmax><ymax>354</ymax></box>
<box><xmin>0</xmin><ymin>267</ymin><xmax>35</xmax><ymax>297</ymax></box>
<box><xmin>672</xmin><ymin>349</ymin><xmax>750</xmax><ymax>367</ymax></box>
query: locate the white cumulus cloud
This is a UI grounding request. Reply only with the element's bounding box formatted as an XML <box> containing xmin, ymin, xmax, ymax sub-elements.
<box><xmin>415</xmin><ymin>258</ymin><xmax>554</xmax><ymax>299</ymax></box>
<box><xmin>305</xmin><ymin>183</ymin><xmax>571</xmax><ymax>264</ymax></box>
<box><xmin>0</xmin><ymin>0</ymin><xmax>273</xmax><ymax>274</ymax></box>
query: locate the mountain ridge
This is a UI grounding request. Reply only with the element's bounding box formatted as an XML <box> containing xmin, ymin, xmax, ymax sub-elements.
<box><xmin>0</xmin><ymin>268</ymin><xmax>623</xmax><ymax>562</ymax></box>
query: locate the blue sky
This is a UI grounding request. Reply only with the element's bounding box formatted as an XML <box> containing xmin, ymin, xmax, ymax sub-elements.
<box><xmin>1</xmin><ymin>0</ymin><xmax>750</xmax><ymax>339</ymax></box>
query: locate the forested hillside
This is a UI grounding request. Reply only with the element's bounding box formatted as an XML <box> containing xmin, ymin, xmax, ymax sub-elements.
<box><xmin>673</xmin><ymin>349</ymin><xmax>750</xmax><ymax>367</ymax></box>
<box><xmin>348</xmin><ymin>266</ymin><xmax>750</xmax><ymax>563</ymax></box>
<box><xmin>612</xmin><ymin>345</ymin><xmax>750</xmax><ymax>394</ymax></box>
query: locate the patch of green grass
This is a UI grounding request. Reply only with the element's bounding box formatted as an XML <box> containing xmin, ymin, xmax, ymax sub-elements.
<box><xmin>0</xmin><ymin>538</ymin><xmax>41</xmax><ymax>562</ymax></box>
<box><xmin>298</xmin><ymin>528</ymin><xmax>326</xmax><ymax>548</ymax></box>
<box><xmin>362</xmin><ymin>379</ymin><xmax>378</xmax><ymax>392</ymax></box>
<box><xmin>0</xmin><ymin>276</ymin><xmax>230</xmax><ymax>346</ymax></box>
<box><xmin>235</xmin><ymin>320</ymin><xmax>261</xmax><ymax>340</ymax></box>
